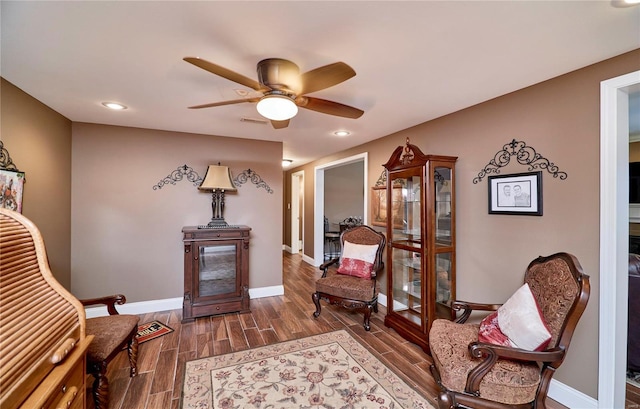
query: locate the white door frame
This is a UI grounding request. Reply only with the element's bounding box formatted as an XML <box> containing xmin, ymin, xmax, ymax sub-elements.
<box><xmin>314</xmin><ymin>153</ymin><xmax>368</xmax><ymax>266</ymax></box>
<box><xmin>599</xmin><ymin>70</ymin><xmax>640</xmax><ymax>408</ymax></box>
<box><xmin>290</xmin><ymin>170</ymin><xmax>304</xmax><ymax>254</ymax></box>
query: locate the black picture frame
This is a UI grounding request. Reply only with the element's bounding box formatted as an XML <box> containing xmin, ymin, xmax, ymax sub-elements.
<box><xmin>488</xmin><ymin>171</ymin><xmax>542</xmax><ymax>216</ymax></box>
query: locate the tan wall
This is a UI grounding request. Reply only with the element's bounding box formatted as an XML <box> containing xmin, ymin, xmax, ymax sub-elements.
<box><xmin>0</xmin><ymin>78</ymin><xmax>73</xmax><ymax>288</ymax></box>
<box><xmin>324</xmin><ymin>162</ymin><xmax>364</xmax><ymax>225</ymax></box>
<box><xmin>71</xmin><ymin>123</ymin><xmax>283</xmax><ymax>301</ymax></box>
<box><xmin>284</xmin><ymin>49</ymin><xmax>640</xmax><ymax>398</ymax></box>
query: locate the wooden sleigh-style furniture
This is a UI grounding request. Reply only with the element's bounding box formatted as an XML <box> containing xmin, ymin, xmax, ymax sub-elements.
<box><xmin>0</xmin><ymin>208</ymin><xmax>93</xmax><ymax>409</ymax></box>
<box><xmin>0</xmin><ymin>208</ymin><xmax>139</xmax><ymax>409</ymax></box>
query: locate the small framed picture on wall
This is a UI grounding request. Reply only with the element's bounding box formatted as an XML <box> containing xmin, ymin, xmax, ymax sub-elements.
<box><xmin>488</xmin><ymin>171</ymin><xmax>542</xmax><ymax>216</ymax></box>
<box><xmin>0</xmin><ymin>169</ymin><xmax>25</xmax><ymax>213</ymax></box>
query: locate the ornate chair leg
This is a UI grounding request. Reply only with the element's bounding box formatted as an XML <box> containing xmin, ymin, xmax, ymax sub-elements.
<box><xmin>92</xmin><ymin>362</ymin><xmax>109</xmax><ymax>409</ymax></box>
<box><xmin>373</xmin><ymin>300</ymin><xmax>378</xmax><ymax>313</ymax></box>
<box><xmin>312</xmin><ymin>292</ymin><xmax>322</xmax><ymax>318</ymax></box>
<box><xmin>128</xmin><ymin>336</ymin><xmax>139</xmax><ymax>377</ymax></box>
<box><xmin>363</xmin><ymin>305</ymin><xmax>372</xmax><ymax>331</ymax></box>
<box><xmin>437</xmin><ymin>391</ymin><xmax>457</xmax><ymax>409</ymax></box>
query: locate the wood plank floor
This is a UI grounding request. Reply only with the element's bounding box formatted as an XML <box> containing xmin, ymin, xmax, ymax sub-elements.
<box><xmin>88</xmin><ymin>251</ymin><xmax>626</xmax><ymax>409</ymax></box>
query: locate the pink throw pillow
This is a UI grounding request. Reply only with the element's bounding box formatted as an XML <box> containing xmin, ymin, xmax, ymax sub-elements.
<box><xmin>337</xmin><ymin>241</ymin><xmax>379</xmax><ymax>279</ymax></box>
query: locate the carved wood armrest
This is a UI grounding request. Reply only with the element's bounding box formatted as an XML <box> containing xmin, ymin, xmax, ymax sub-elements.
<box><xmin>464</xmin><ymin>342</ymin><xmax>566</xmax><ymax>394</ymax></box>
<box><xmin>450</xmin><ymin>300</ymin><xmax>502</xmax><ymax>323</ymax></box>
<box><xmin>319</xmin><ymin>257</ymin><xmax>340</xmax><ymax>277</ymax></box>
<box><xmin>80</xmin><ymin>294</ymin><xmax>127</xmax><ymax>315</ymax></box>
<box><xmin>370</xmin><ymin>262</ymin><xmax>384</xmax><ymax>279</ymax></box>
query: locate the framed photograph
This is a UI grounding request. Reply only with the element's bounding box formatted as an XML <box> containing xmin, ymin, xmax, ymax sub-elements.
<box><xmin>488</xmin><ymin>171</ymin><xmax>542</xmax><ymax>216</ymax></box>
<box><xmin>0</xmin><ymin>169</ymin><xmax>26</xmax><ymax>213</ymax></box>
<box><xmin>371</xmin><ymin>186</ymin><xmax>406</xmax><ymax>228</ymax></box>
<box><xmin>371</xmin><ymin>186</ymin><xmax>387</xmax><ymax>227</ymax></box>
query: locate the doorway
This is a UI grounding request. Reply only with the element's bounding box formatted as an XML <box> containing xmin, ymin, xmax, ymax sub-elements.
<box><xmin>314</xmin><ymin>153</ymin><xmax>368</xmax><ymax>266</ymax></box>
<box><xmin>600</xmin><ymin>70</ymin><xmax>640</xmax><ymax>408</ymax></box>
<box><xmin>291</xmin><ymin>171</ymin><xmax>304</xmax><ymax>254</ymax></box>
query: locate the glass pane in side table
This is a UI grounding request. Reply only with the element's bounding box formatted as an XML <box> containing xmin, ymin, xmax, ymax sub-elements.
<box><xmin>199</xmin><ymin>244</ymin><xmax>236</xmax><ymax>296</ymax></box>
<box><xmin>391</xmin><ymin>247</ymin><xmax>422</xmax><ymax>326</ymax></box>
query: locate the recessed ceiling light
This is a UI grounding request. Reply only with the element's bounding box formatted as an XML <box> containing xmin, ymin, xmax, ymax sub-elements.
<box><xmin>282</xmin><ymin>159</ymin><xmax>293</xmax><ymax>167</ymax></box>
<box><xmin>333</xmin><ymin>130</ymin><xmax>350</xmax><ymax>137</ymax></box>
<box><xmin>611</xmin><ymin>0</ymin><xmax>640</xmax><ymax>7</ymax></box>
<box><xmin>102</xmin><ymin>102</ymin><xmax>127</xmax><ymax>110</ymax></box>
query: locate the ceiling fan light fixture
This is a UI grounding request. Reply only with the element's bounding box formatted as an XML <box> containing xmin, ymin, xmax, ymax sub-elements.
<box><xmin>256</xmin><ymin>94</ymin><xmax>298</xmax><ymax>121</ymax></box>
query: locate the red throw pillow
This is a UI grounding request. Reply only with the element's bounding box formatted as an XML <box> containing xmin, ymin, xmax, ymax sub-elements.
<box><xmin>336</xmin><ymin>241</ymin><xmax>379</xmax><ymax>279</ymax></box>
<box><xmin>478</xmin><ymin>283</ymin><xmax>552</xmax><ymax>351</ymax></box>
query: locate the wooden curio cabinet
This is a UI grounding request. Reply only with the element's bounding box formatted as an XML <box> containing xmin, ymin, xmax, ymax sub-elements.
<box><xmin>182</xmin><ymin>226</ymin><xmax>251</xmax><ymax>322</ymax></box>
<box><xmin>383</xmin><ymin>139</ymin><xmax>457</xmax><ymax>352</ymax></box>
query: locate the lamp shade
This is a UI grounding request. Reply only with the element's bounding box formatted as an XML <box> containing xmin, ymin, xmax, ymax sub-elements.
<box><xmin>256</xmin><ymin>94</ymin><xmax>298</xmax><ymax>121</ymax></box>
<box><xmin>199</xmin><ymin>165</ymin><xmax>237</xmax><ymax>191</ymax></box>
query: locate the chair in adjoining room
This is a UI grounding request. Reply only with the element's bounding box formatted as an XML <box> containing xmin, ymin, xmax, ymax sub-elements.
<box><xmin>312</xmin><ymin>225</ymin><xmax>385</xmax><ymax>331</ymax></box>
<box><xmin>81</xmin><ymin>295</ymin><xmax>139</xmax><ymax>409</ymax></box>
<box><xmin>429</xmin><ymin>252</ymin><xmax>590</xmax><ymax>409</ymax></box>
<box><xmin>324</xmin><ymin>216</ymin><xmax>341</xmax><ymax>260</ymax></box>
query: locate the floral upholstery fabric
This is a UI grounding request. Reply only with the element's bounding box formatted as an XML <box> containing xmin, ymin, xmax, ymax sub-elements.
<box><xmin>315</xmin><ymin>268</ymin><xmax>379</xmax><ymax>301</ymax></box>
<box><xmin>430</xmin><ymin>319</ymin><xmax>541</xmax><ymax>405</ymax></box>
<box><xmin>86</xmin><ymin>315</ymin><xmax>139</xmax><ymax>362</ymax></box>
<box><xmin>524</xmin><ymin>258</ymin><xmax>578</xmax><ymax>347</ymax></box>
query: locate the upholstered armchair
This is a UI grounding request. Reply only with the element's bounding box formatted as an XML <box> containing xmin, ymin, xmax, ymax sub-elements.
<box><xmin>429</xmin><ymin>252</ymin><xmax>590</xmax><ymax>409</ymax></box>
<box><xmin>312</xmin><ymin>225</ymin><xmax>385</xmax><ymax>331</ymax></box>
<box><xmin>81</xmin><ymin>295</ymin><xmax>139</xmax><ymax>409</ymax></box>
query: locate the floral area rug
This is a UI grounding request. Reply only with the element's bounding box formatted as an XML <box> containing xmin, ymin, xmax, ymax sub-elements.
<box><xmin>182</xmin><ymin>329</ymin><xmax>434</xmax><ymax>409</ymax></box>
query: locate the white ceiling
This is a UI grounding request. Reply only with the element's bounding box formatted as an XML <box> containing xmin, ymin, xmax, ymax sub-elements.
<box><xmin>2</xmin><ymin>1</ymin><xmax>639</xmax><ymax>167</ymax></box>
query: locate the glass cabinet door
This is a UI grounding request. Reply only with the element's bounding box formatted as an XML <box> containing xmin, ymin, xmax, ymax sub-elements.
<box><xmin>434</xmin><ymin>165</ymin><xmax>454</xmax><ymax>317</ymax></box>
<box><xmin>389</xmin><ymin>173</ymin><xmax>423</xmax><ymax>327</ymax></box>
<box><xmin>197</xmin><ymin>243</ymin><xmax>238</xmax><ymax>298</ymax></box>
<box><xmin>435</xmin><ymin>167</ymin><xmax>452</xmax><ymax>247</ymax></box>
<box><xmin>390</xmin><ymin>175</ymin><xmax>422</xmax><ymax>247</ymax></box>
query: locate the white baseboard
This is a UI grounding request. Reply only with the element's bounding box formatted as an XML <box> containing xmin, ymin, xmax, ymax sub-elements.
<box><xmin>302</xmin><ymin>254</ymin><xmax>316</xmax><ymax>266</ymax></box>
<box><xmin>548</xmin><ymin>379</ymin><xmax>597</xmax><ymax>409</ymax></box>
<box><xmin>283</xmin><ymin>244</ymin><xmax>291</xmax><ymax>252</ymax></box>
<box><xmin>85</xmin><ymin>285</ymin><xmax>285</xmax><ymax>318</ymax></box>
<box><xmin>85</xmin><ymin>296</ymin><xmax>183</xmax><ymax>318</ymax></box>
<box><xmin>249</xmin><ymin>285</ymin><xmax>284</xmax><ymax>299</ymax></box>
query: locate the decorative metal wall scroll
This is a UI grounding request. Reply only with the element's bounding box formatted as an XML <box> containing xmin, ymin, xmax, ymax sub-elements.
<box><xmin>0</xmin><ymin>141</ymin><xmax>19</xmax><ymax>171</ymax></box>
<box><xmin>233</xmin><ymin>169</ymin><xmax>273</xmax><ymax>194</ymax></box>
<box><xmin>472</xmin><ymin>139</ymin><xmax>568</xmax><ymax>184</ymax></box>
<box><xmin>153</xmin><ymin>165</ymin><xmax>273</xmax><ymax>194</ymax></box>
<box><xmin>153</xmin><ymin>164</ymin><xmax>203</xmax><ymax>190</ymax></box>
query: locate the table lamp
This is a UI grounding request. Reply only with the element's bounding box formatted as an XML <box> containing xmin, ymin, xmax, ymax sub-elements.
<box><xmin>198</xmin><ymin>164</ymin><xmax>237</xmax><ymax>227</ymax></box>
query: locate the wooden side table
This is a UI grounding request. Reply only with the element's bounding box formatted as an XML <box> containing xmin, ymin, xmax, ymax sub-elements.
<box><xmin>182</xmin><ymin>225</ymin><xmax>251</xmax><ymax>322</ymax></box>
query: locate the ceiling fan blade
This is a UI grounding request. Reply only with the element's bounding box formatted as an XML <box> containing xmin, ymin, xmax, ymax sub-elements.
<box><xmin>297</xmin><ymin>96</ymin><xmax>364</xmax><ymax>119</ymax></box>
<box><xmin>184</xmin><ymin>57</ymin><xmax>264</xmax><ymax>91</ymax></box>
<box><xmin>299</xmin><ymin>62</ymin><xmax>356</xmax><ymax>95</ymax></box>
<box><xmin>188</xmin><ymin>97</ymin><xmax>260</xmax><ymax>109</ymax></box>
<box><xmin>271</xmin><ymin>119</ymin><xmax>290</xmax><ymax>129</ymax></box>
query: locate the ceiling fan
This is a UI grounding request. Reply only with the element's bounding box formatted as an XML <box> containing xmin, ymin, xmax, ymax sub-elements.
<box><xmin>184</xmin><ymin>57</ymin><xmax>364</xmax><ymax>129</ymax></box>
